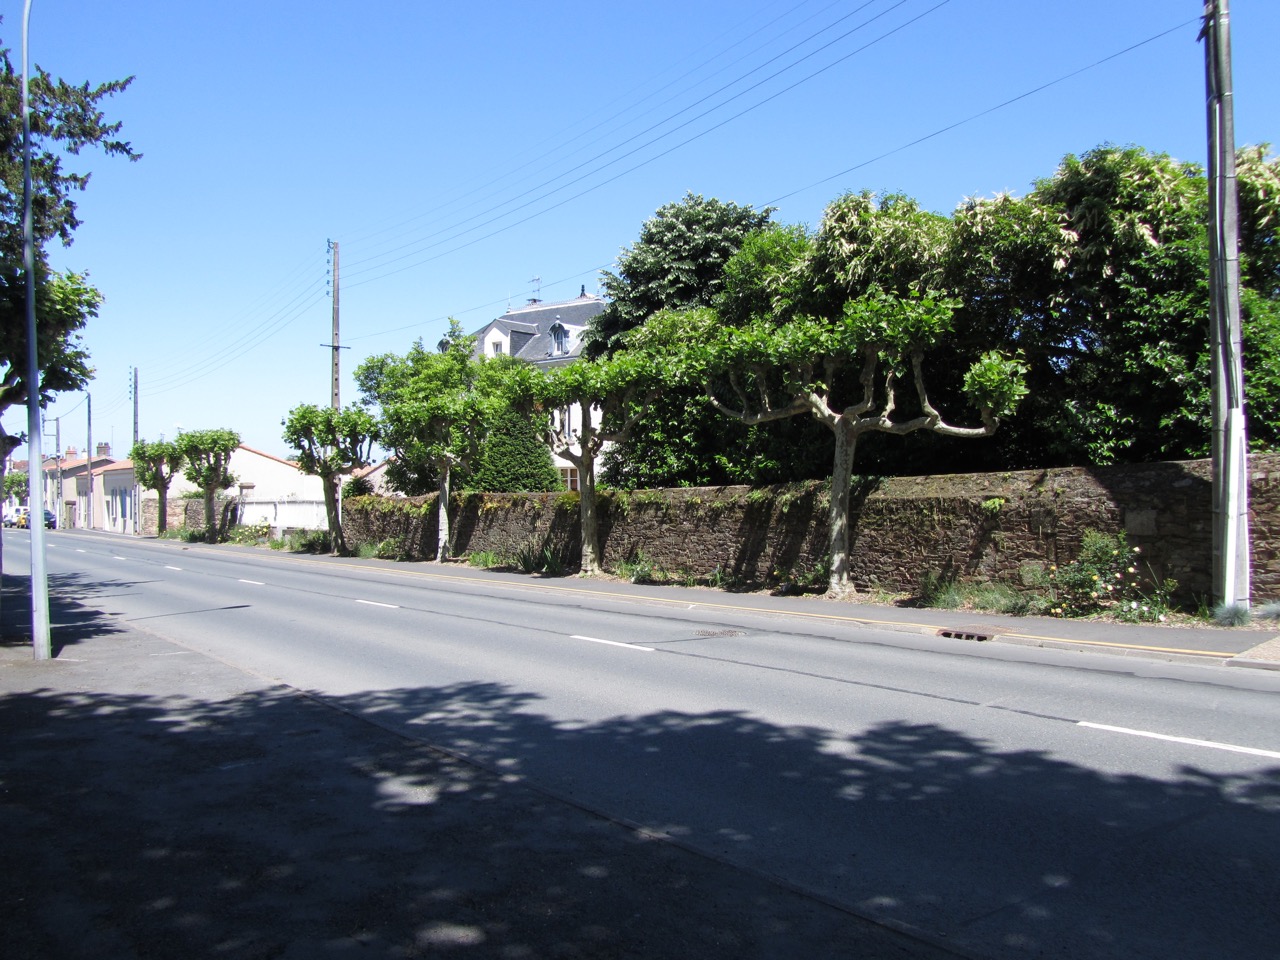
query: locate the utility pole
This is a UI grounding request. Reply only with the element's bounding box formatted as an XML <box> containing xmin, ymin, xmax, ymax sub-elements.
<box><xmin>323</xmin><ymin>240</ymin><xmax>347</xmax><ymax>410</ymax></box>
<box><xmin>1201</xmin><ymin>0</ymin><xmax>1250</xmax><ymax>609</ymax></box>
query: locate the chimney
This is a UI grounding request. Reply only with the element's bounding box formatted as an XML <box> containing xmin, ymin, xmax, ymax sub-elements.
<box><xmin>65</xmin><ymin>446</ymin><xmax>78</xmax><ymax>460</ymax></box>
<box><xmin>96</xmin><ymin>442</ymin><xmax>111</xmax><ymax>458</ymax></box>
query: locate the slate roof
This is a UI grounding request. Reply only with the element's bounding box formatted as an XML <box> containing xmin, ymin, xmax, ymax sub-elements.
<box><xmin>471</xmin><ymin>293</ymin><xmax>606</xmax><ymax>368</ymax></box>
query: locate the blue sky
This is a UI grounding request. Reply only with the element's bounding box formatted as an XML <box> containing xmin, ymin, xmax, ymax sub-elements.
<box><xmin>5</xmin><ymin>0</ymin><xmax>1278</xmax><ymax>459</ymax></box>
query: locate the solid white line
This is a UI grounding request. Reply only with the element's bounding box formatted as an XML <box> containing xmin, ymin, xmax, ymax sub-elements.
<box><xmin>238</xmin><ymin>579</ymin><xmax>265</xmax><ymax>585</ymax></box>
<box><xmin>165</xmin><ymin>565</ymin><xmax>182</xmax><ymax>571</ymax></box>
<box><xmin>1078</xmin><ymin>721</ymin><xmax>1280</xmax><ymax>760</ymax></box>
<box><xmin>571</xmin><ymin>634</ymin><xmax>655</xmax><ymax>652</ymax></box>
<box><xmin>355</xmin><ymin>599</ymin><xmax>399</xmax><ymax>609</ymax></box>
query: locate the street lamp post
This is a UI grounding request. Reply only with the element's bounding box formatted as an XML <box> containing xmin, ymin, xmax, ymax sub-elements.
<box><xmin>22</xmin><ymin>0</ymin><xmax>52</xmax><ymax>659</ymax></box>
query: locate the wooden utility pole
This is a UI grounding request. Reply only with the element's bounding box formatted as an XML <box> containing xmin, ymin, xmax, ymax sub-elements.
<box><xmin>1202</xmin><ymin>0</ymin><xmax>1250</xmax><ymax>609</ymax></box>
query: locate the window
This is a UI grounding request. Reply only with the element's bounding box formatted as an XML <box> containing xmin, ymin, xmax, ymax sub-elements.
<box><xmin>560</xmin><ymin>467</ymin><xmax>579</xmax><ymax>491</ymax></box>
<box><xmin>550</xmin><ymin>320</ymin><xmax>569</xmax><ymax>356</ymax></box>
<box><xmin>491</xmin><ymin>341</ymin><xmax>503</xmax><ymax>356</ymax></box>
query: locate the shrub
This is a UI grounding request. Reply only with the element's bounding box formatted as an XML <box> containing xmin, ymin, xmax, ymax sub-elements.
<box><xmin>1043</xmin><ymin>530</ymin><xmax>1175</xmax><ymax>622</ymax></box>
<box><xmin>225</xmin><ymin>522</ymin><xmax>271</xmax><ymax>546</ymax></box>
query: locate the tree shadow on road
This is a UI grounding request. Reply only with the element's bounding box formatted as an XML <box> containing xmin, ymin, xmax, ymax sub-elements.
<box><xmin>1</xmin><ymin>653</ymin><xmax>1278</xmax><ymax>959</ymax></box>
<box><xmin>1</xmin><ymin>570</ymin><xmax>129</xmax><ymax>653</ymax></box>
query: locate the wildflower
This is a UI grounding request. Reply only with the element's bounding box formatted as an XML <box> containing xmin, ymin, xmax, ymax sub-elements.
<box><xmin>1133</xmin><ymin>546</ymin><xmax>1141</xmax><ymax>554</ymax></box>
<box><xmin>1158</xmin><ymin>614</ymin><xmax>1167</xmax><ymax>622</ymax></box>
<box><xmin>1092</xmin><ymin>574</ymin><xmax>1099</xmax><ymax>581</ymax></box>
<box><xmin>1127</xmin><ymin>567</ymin><xmax>1136</xmax><ymax>574</ymax></box>
<box><xmin>1115</xmin><ymin>572</ymin><xmax>1123</xmax><ymax>580</ymax></box>
<box><xmin>1130</xmin><ymin>601</ymin><xmax>1138</xmax><ymax>610</ymax></box>
<box><xmin>1090</xmin><ymin>592</ymin><xmax>1098</xmax><ymax>599</ymax></box>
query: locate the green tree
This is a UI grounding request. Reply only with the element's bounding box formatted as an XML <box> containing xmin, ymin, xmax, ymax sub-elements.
<box><xmin>466</xmin><ymin>407</ymin><xmax>561</xmax><ymax>493</ymax></box>
<box><xmin>3</xmin><ymin>467</ymin><xmax>27</xmax><ymax>502</ymax></box>
<box><xmin>356</xmin><ymin>321</ymin><xmax>516</xmax><ymax>561</ymax></box>
<box><xmin>637</xmin><ymin>194</ymin><xmax>1027</xmax><ymax>594</ymax></box>
<box><xmin>534</xmin><ymin>351</ymin><xmax>660</xmax><ymax>574</ymax></box>
<box><xmin>129</xmin><ymin>438</ymin><xmax>183</xmax><ymax>535</ymax></box>
<box><xmin>585</xmin><ymin>193</ymin><xmax>772</xmax><ymax>357</ymax></box>
<box><xmin>584</xmin><ymin>193</ymin><xmax>772</xmax><ymax>487</ymax></box>
<box><xmin>282</xmin><ymin>403</ymin><xmax>379</xmax><ymax>555</ymax></box>
<box><xmin>176</xmin><ymin>429</ymin><xmax>239</xmax><ymax>544</ymax></box>
<box><xmin>0</xmin><ymin>30</ymin><xmax>138</xmax><ymax>451</ymax></box>
<box><xmin>945</xmin><ymin>145</ymin><xmax>1280</xmax><ymax>468</ymax></box>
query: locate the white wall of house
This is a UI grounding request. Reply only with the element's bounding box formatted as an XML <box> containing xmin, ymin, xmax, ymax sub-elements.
<box><xmin>148</xmin><ymin>444</ymin><xmax>324</xmax><ymax>502</ymax></box>
<box><xmin>94</xmin><ymin>463</ymin><xmax>138</xmax><ymax>534</ymax></box>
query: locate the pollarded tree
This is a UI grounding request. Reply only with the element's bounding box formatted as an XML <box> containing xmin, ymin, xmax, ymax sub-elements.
<box><xmin>176</xmin><ymin>428</ymin><xmax>239</xmax><ymax>544</ymax></box>
<box><xmin>356</xmin><ymin>321</ymin><xmax>518</xmax><ymax>561</ymax></box>
<box><xmin>534</xmin><ymin>352</ymin><xmax>660</xmax><ymax>575</ymax></box>
<box><xmin>646</xmin><ymin>298</ymin><xmax>1025</xmax><ymax>596</ymax></box>
<box><xmin>129</xmin><ymin>438</ymin><xmax>184</xmax><ymax>535</ymax></box>
<box><xmin>282</xmin><ymin>403</ymin><xmax>379</xmax><ymax>555</ymax></box>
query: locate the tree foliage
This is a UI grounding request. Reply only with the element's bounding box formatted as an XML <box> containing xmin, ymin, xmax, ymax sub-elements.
<box><xmin>282</xmin><ymin>403</ymin><xmax>379</xmax><ymax>555</ymax></box>
<box><xmin>602</xmin><ymin>146</ymin><xmax>1280</xmax><ymax>488</ymax></box>
<box><xmin>532</xmin><ymin>350</ymin><xmax>661</xmax><ymax>574</ymax></box>
<box><xmin>585</xmin><ymin>192</ymin><xmax>771</xmax><ymax>357</ymax></box>
<box><xmin>0</xmin><ymin>29</ymin><xmax>138</xmax><ymax>452</ymax></box>
<box><xmin>129</xmin><ymin>438</ymin><xmax>183</xmax><ymax>535</ymax></box>
<box><xmin>356</xmin><ymin>321</ymin><xmax>523</xmax><ymax>561</ymax></box>
<box><xmin>466</xmin><ymin>407</ymin><xmax>562</xmax><ymax>494</ymax></box>
<box><xmin>176</xmin><ymin>429</ymin><xmax>239</xmax><ymax>544</ymax></box>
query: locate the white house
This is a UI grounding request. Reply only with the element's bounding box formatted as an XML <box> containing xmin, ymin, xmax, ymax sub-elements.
<box><xmin>148</xmin><ymin>444</ymin><xmax>327</xmax><ymax>535</ymax></box>
<box><xmin>468</xmin><ymin>290</ymin><xmax>606</xmax><ymax>490</ymax></box>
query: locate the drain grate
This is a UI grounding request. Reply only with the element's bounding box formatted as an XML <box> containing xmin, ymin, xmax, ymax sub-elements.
<box><xmin>695</xmin><ymin>629</ymin><xmax>746</xmax><ymax>638</ymax></box>
<box><xmin>938</xmin><ymin>629</ymin><xmax>991</xmax><ymax>642</ymax></box>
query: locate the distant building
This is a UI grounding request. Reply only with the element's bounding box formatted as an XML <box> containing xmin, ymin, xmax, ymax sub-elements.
<box><xmin>467</xmin><ymin>290</ymin><xmax>606</xmax><ymax>490</ymax></box>
<box><xmin>468</xmin><ymin>290</ymin><xmax>604</xmax><ymax>369</ymax></box>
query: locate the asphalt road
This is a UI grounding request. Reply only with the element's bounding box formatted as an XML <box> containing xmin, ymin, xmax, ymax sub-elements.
<box><xmin>5</xmin><ymin>529</ymin><xmax>1280</xmax><ymax>960</ymax></box>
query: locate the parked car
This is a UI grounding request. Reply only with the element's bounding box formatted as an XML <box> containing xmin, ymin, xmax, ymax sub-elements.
<box><xmin>6</xmin><ymin>505</ymin><xmax>29</xmax><ymax>528</ymax></box>
<box><xmin>42</xmin><ymin>509</ymin><xmax>56</xmax><ymax>529</ymax></box>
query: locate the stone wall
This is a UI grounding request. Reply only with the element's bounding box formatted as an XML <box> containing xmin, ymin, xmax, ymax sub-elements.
<box><xmin>341</xmin><ymin>455</ymin><xmax>1280</xmax><ymax>602</ymax></box>
<box><xmin>140</xmin><ymin>498</ymin><xmax>235</xmax><ymax>537</ymax></box>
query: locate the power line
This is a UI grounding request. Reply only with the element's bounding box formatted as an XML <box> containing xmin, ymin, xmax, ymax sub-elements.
<box><xmin>342</xmin><ymin>0</ymin><xmax>943</xmax><ymax>289</ymax></box>
<box><xmin>340</xmin><ymin>0</ymin><xmax>908</xmax><ymax>281</ymax></box>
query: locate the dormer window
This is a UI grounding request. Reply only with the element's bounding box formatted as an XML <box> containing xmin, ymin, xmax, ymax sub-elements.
<box><xmin>491</xmin><ymin>341</ymin><xmax>503</xmax><ymax>356</ymax></box>
<box><xmin>550</xmin><ymin>319</ymin><xmax>569</xmax><ymax>356</ymax></box>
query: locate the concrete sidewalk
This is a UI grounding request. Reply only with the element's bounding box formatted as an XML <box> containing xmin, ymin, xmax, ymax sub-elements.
<box><xmin>0</xmin><ymin>576</ymin><xmax>963</xmax><ymax>960</ymax></box>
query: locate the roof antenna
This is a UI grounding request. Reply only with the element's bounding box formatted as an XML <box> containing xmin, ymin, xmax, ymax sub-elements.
<box><xmin>528</xmin><ymin>275</ymin><xmax>541</xmax><ymax>302</ymax></box>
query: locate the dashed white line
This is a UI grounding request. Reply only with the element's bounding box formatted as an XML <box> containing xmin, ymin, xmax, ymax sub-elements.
<box><xmin>571</xmin><ymin>634</ymin><xmax>655</xmax><ymax>652</ymax></box>
<box><xmin>113</xmin><ymin>556</ymin><xmax>128</xmax><ymax>560</ymax></box>
<box><xmin>238</xmin><ymin>579</ymin><xmax>265</xmax><ymax>585</ymax></box>
<box><xmin>355</xmin><ymin>599</ymin><xmax>399</xmax><ymax>609</ymax></box>
<box><xmin>1078</xmin><ymin>721</ymin><xmax>1280</xmax><ymax>760</ymax></box>
<box><xmin>164</xmin><ymin>565</ymin><xmax>182</xmax><ymax>571</ymax></box>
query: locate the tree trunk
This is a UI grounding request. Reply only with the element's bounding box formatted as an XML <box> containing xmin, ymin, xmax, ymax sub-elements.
<box><xmin>156</xmin><ymin>483</ymin><xmax>169</xmax><ymax>536</ymax></box>
<box><xmin>322</xmin><ymin>473</ymin><xmax>346</xmax><ymax>555</ymax></box>
<box><xmin>435</xmin><ymin>464</ymin><xmax>451</xmax><ymax>562</ymax></box>
<box><xmin>827</xmin><ymin>419</ymin><xmax>858</xmax><ymax>596</ymax></box>
<box><xmin>204</xmin><ymin>487</ymin><xmax>218</xmax><ymax>544</ymax></box>
<box><xmin>578</xmin><ymin>453</ymin><xmax>601</xmax><ymax>575</ymax></box>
